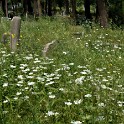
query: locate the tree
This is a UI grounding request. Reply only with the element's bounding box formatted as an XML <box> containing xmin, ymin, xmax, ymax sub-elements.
<box><xmin>44</xmin><ymin>0</ymin><xmax>48</xmax><ymax>15</ymax></box>
<box><xmin>0</xmin><ymin>0</ymin><xmax>123</xmax><ymax>27</ymax></box>
<box><xmin>96</xmin><ymin>0</ymin><xmax>108</xmax><ymax>28</ymax></box>
<box><xmin>34</xmin><ymin>0</ymin><xmax>37</xmax><ymax>18</ymax></box>
<box><xmin>71</xmin><ymin>0</ymin><xmax>76</xmax><ymax>19</ymax></box>
<box><xmin>84</xmin><ymin>0</ymin><xmax>92</xmax><ymax>20</ymax></box>
<box><xmin>56</xmin><ymin>0</ymin><xmax>63</xmax><ymax>11</ymax></box>
<box><xmin>0</xmin><ymin>0</ymin><xmax>1</xmax><ymax>8</ymax></box>
<box><xmin>65</xmin><ymin>0</ymin><xmax>69</xmax><ymax>15</ymax></box>
<box><xmin>23</xmin><ymin>0</ymin><xmax>33</xmax><ymax>14</ymax></box>
<box><xmin>122</xmin><ymin>0</ymin><xmax>124</xmax><ymax>22</ymax></box>
<box><xmin>48</xmin><ymin>0</ymin><xmax>52</xmax><ymax>16</ymax></box>
<box><xmin>5</xmin><ymin>0</ymin><xmax>8</xmax><ymax>17</ymax></box>
<box><xmin>52</xmin><ymin>0</ymin><xmax>57</xmax><ymax>15</ymax></box>
<box><xmin>1</xmin><ymin>0</ymin><xmax>5</xmax><ymax>16</ymax></box>
<box><xmin>109</xmin><ymin>0</ymin><xmax>124</xmax><ymax>25</ymax></box>
<box><xmin>38</xmin><ymin>0</ymin><xmax>42</xmax><ymax>16</ymax></box>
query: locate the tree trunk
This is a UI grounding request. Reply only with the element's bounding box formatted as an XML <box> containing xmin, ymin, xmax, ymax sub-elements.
<box><xmin>65</xmin><ymin>0</ymin><xmax>69</xmax><ymax>15</ymax></box>
<box><xmin>27</xmin><ymin>0</ymin><xmax>33</xmax><ymax>14</ymax></box>
<box><xmin>11</xmin><ymin>0</ymin><xmax>15</xmax><ymax>11</ymax></box>
<box><xmin>122</xmin><ymin>1</ymin><xmax>124</xmax><ymax>22</ymax></box>
<box><xmin>1</xmin><ymin>0</ymin><xmax>5</xmax><ymax>16</ymax></box>
<box><xmin>38</xmin><ymin>0</ymin><xmax>42</xmax><ymax>17</ymax></box>
<box><xmin>0</xmin><ymin>1</ymin><xmax>2</xmax><ymax>11</ymax></box>
<box><xmin>48</xmin><ymin>0</ymin><xmax>52</xmax><ymax>16</ymax></box>
<box><xmin>84</xmin><ymin>0</ymin><xmax>92</xmax><ymax>20</ymax></box>
<box><xmin>52</xmin><ymin>0</ymin><xmax>56</xmax><ymax>15</ymax></box>
<box><xmin>71</xmin><ymin>0</ymin><xmax>76</xmax><ymax>19</ymax></box>
<box><xmin>34</xmin><ymin>0</ymin><xmax>37</xmax><ymax>18</ymax></box>
<box><xmin>23</xmin><ymin>0</ymin><xmax>33</xmax><ymax>14</ymax></box>
<box><xmin>5</xmin><ymin>0</ymin><xmax>8</xmax><ymax>17</ymax></box>
<box><xmin>95</xmin><ymin>4</ymin><xmax>99</xmax><ymax>22</ymax></box>
<box><xmin>23</xmin><ymin>0</ymin><xmax>28</xmax><ymax>13</ymax></box>
<box><xmin>96</xmin><ymin>0</ymin><xmax>108</xmax><ymax>28</ymax></box>
<box><xmin>44</xmin><ymin>0</ymin><xmax>48</xmax><ymax>15</ymax></box>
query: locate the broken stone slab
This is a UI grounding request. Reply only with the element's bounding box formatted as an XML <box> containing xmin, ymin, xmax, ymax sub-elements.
<box><xmin>72</xmin><ymin>32</ymin><xmax>84</xmax><ymax>38</ymax></box>
<box><xmin>42</xmin><ymin>40</ymin><xmax>59</xmax><ymax>58</ymax></box>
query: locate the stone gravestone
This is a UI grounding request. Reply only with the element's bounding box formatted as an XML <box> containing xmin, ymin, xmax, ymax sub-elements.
<box><xmin>42</xmin><ymin>40</ymin><xmax>59</xmax><ymax>58</ymax></box>
<box><xmin>10</xmin><ymin>16</ymin><xmax>21</xmax><ymax>51</ymax></box>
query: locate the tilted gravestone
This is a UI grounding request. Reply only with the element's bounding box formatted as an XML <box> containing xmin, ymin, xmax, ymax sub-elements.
<box><xmin>10</xmin><ymin>16</ymin><xmax>21</xmax><ymax>51</ymax></box>
<box><xmin>42</xmin><ymin>40</ymin><xmax>59</xmax><ymax>58</ymax></box>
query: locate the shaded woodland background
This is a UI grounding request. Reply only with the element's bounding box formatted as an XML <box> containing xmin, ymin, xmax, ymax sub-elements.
<box><xmin>0</xmin><ymin>0</ymin><xmax>124</xmax><ymax>28</ymax></box>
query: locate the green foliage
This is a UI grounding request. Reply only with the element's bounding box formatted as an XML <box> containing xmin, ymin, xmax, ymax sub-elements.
<box><xmin>0</xmin><ymin>7</ymin><xmax>4</xmax><ymax>18</ymax></box>
<box><xmin>0</xmin><ymin>18</ymin><xmax>124</xmax><ymax>124</ymax></box>
<box><xmin>109</xmin><ymin>0</ymin><xmax>124</xmax><ymax>25</ymax></box>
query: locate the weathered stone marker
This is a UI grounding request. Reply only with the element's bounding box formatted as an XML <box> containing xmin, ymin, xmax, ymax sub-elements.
<box><xmin>10</xmin><ymin>16</ymin><xmax>21</xmax><ymax>51</ymax></box>
<box><xmin>42</xmin><ymin>40</ymin><xmax>58</xmax><ymax>58</ymax></box>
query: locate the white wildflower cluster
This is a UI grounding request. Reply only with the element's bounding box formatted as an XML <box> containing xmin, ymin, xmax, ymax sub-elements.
<box><xmin>96</xmin><ymin>116</ymin><xmax>105</xmax><ymax>121</ymax></box>
<box><xmin>98</xmin><ymin>103</ymin><xmax>105</xmax><ymax>107</ymax></box>
<box><xmin>24</xmin><ymin>54</ymin><xmax>33</xmax><ymax>60</ymax></box>
<box><xmin>45</xmin><ymin>81</ymin><xmax>55</xmax><ymax>86</ymax></box>
<box><xmin>3</xmin><ymin>83</ymin><xmax>8</xmax><ymax>87</ymax></box>
<box><xmin>71</xmin><ymin>120</ymin><xmax>82</xmax><ymax>124</ymax></box>
<box><xmin>59</xmin><ymin>88</ymin><xmax>65</xmax><ymax>91</ymax></box>
<box><xmin>75</xmin><ymin>76</ymin><xmax>85</xmax><ymax>84</ymax></box>
<box><xmin>65</xmin><ymin>101</ymin><xmax>72</xmax><ymax>106</ymax></box>
<box><xmin>34</xmin><ymin>58</ymin><xmax>41</xmax><ymax>63</ymax></box>
<box><xmin>84</xmin><ymin>94</ymin><xmax>92</xmax><ymax>98</ymax></box>
<box><xmin>65</xmin><ymin>99</ymin><xmax>82</xmax><ymax>106</ymax></box>
<box><xmin>117</xmin><ymin>101</ymin><xmax>124</xmax><ymax>107</ymax></box>
<box><xmin>28</xmin><ymin>82</ymin><xmax>35</xmax><ymax>86</ymax></box>
<box><xmin>16</xmin><ymin>92</ymin><xmax>22</xmax><ymax>96</ymax></box>
<box><xmin>18</xmin><ymin>75</ymin><xmax>23</xmax><ymax>80</ymax></box>
<box><xmin>10</xmin><ymin>65</ymin><xmax>16</xmax><ymax>69</ymax></box>
<box><xmin>48</xmin><ymin>92</ymin><xmax>56</xmax><ymax>99</ymax></box>
<box><xmin>61</xmin><ymin>64</ymin><xmax>70</xmax><ymax>70</ymax></box>
<box><xmin>46</xmin><ymin>111</ymin><xmax>59</xmax><ymax>116</ymax></box>
<box><xmin>3</xmin><ymin>100</ymin><xmax>9</xmax><ymax>103</ymax></box>
<box><xmin>74</xmin><ymin>99</ymin><xmax>82</xmax><ymax>105</ymax></box>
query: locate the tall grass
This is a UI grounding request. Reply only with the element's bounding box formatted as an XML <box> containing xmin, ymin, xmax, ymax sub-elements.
<box><xmin>0</xmin><ymin>17</ymin><xmax>124</xmax><ymax>124</ymax></box>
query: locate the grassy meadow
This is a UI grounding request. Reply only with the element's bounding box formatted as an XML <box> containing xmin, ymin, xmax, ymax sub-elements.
<box><xmin>0</xmin><ymin>17</ymin><xmax>124</xmax><ymax>124</ymax></box>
